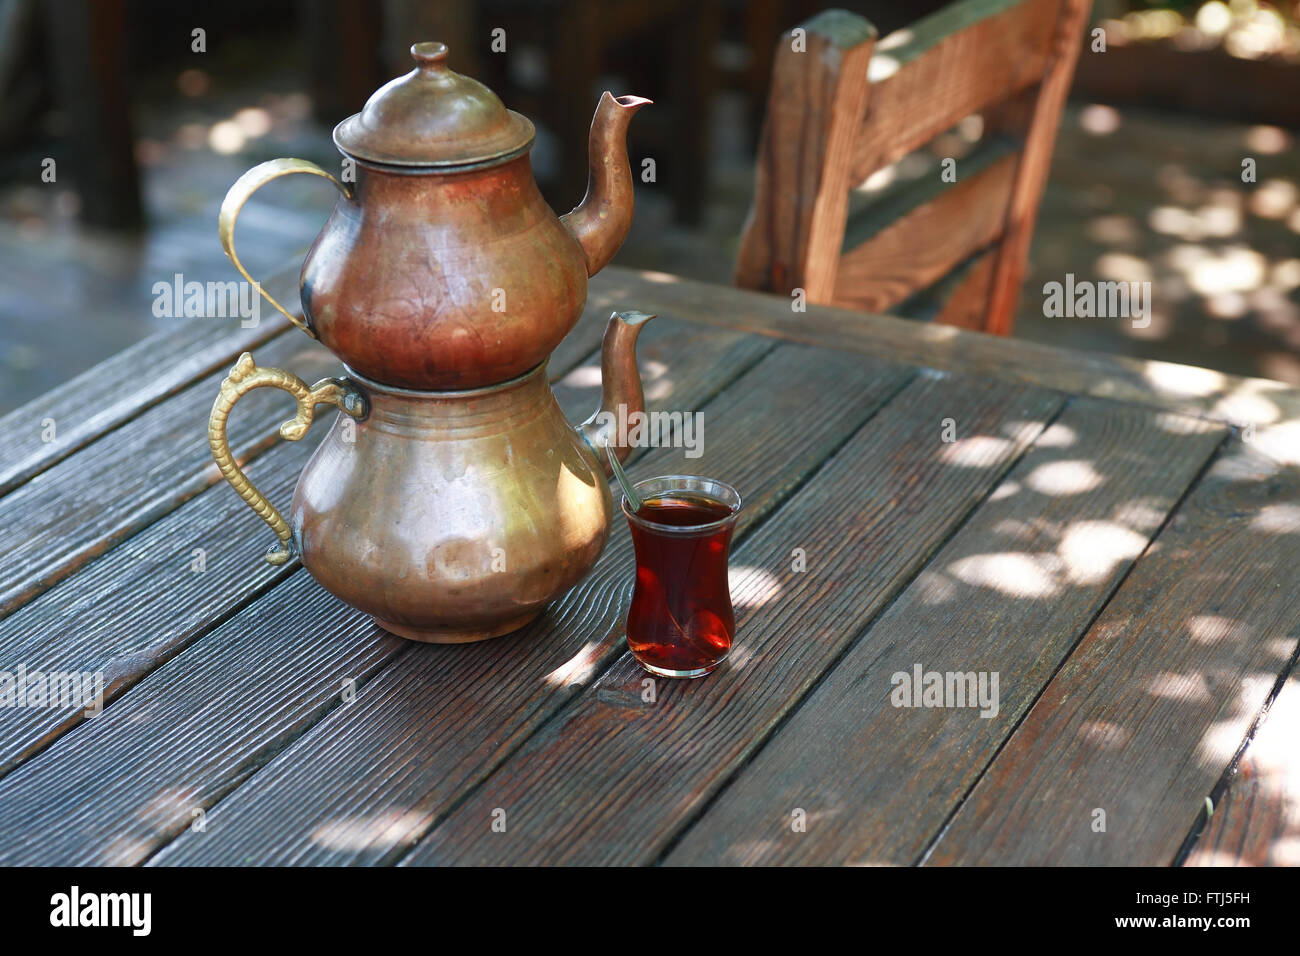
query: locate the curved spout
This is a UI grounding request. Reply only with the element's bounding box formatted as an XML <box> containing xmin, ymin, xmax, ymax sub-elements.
<box><xmin>579</xmin><ymin>311</ymin><xmax>655</xmax><ymax>476</ymax></box>
<box><xmin>560</xmin><ymin>92</ymin><xmax>651</xmax><ymax>277</ymax></box>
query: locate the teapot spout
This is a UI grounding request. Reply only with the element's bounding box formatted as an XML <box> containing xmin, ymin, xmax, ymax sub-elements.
<box><xmin>560</xmin><ymin>92</ymin><xmax>651</xmax><ymax>277</ymax></box>
<box><xmin>579</xmin><ymin>311</ymin><xmax>655</xmax><ymax>476</ymax></box>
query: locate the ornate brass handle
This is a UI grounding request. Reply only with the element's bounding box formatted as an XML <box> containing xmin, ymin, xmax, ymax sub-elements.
<box><xmin>218</xmin><ymin>158</ymin><xmax>352</xmax><ymax>338</ymax></box>
<box><xmin>209</xmin><ymin>352</ymin><xmax>366</xmax><ymax>565</ymax></box>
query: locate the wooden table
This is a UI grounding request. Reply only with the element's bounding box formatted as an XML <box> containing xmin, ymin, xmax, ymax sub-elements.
<box><xmin>1</xmin><ymin>265</ymin><xmax>1297</xmax><ymax>866</ymax></box>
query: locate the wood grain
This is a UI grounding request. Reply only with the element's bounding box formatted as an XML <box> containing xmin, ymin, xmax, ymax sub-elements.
<box><xmin>149</xmin><ymin>345</ymin><xmax>917</xmax><ymax>865</ymax></box>
<box><xmin>0</xmin><ymin>332</ymin><xmax>339</xmax><ymax>619</ymax></box>
<box><xmin>851</xmin><ymin>0</ymin><xmax>1062</xmax><ymax>184</ymax></box>
<box><xmin>1184</xmin><ymin>671</ymin><xmax>1300</xmax><ymax>867</ymax></box>
<box><xmin>597</xmin><ymin>267</ymin><xmax>1300</xmax><ymax>441</ymax></box>
<box><xmin>0</xmin><ymin>574</ymin><xmax>403</xmax><ymax>865</ymax></box>
<box><xmin>0</xmin><ymin>270</ymin><xmax>296</xmax><ymax>498</ymax></box>
<box><xmin>0</xmin><ymin>319</ymin><xmax>773</xmax><ymax>863</ymax></box>
<box><xmin>665</xmin><ymin>399</ymin><xmax>1225</xmax><ymax>865</ymax></box>
<box><xmin>833</xmin><ymin>147</ymin><xmax>1018</xmax><ymax>312</ymax></box>
<box><xmin>934</xmin><ymin>248</ymin><xmax>1001</xmax><ymax>331</ymax></box>
<box><xmin>399</xmin><ymin>374</ymin><xmax>1063</xmax><ymax>865</ymax></box>
<box><xmin>733</xmin><ymin>9</ymin><xmax>876</xmax><ymax>301</ymax></box>
<box><xmin>924</xmin><ymin>438</ymin><xmax>1300</xmax><ymax>865</ymax></box>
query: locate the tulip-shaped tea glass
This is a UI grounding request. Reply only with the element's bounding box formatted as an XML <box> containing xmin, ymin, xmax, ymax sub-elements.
<box><xmin>622</xmin><ymin>476</ymin><xmax>742</xmax><ymax>678</ymax></box>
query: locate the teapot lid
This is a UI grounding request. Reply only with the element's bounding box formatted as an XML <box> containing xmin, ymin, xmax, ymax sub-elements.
<box><xmin>333</xmin><ymin>42</ymin><xmax>535</xmax><ymax>169</ymax></box>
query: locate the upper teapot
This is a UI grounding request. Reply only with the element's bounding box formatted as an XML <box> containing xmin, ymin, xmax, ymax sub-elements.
<box><xmin>219</xmin><ymin>42</ymin><xmax>649</xmax><ymax>390</ymax></box>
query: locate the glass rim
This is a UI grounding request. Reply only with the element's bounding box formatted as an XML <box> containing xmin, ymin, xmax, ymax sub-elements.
<box><xmin>621</xmin><ymin>475</ymin><xmax>742</xmax><ymax>535</ymax></box>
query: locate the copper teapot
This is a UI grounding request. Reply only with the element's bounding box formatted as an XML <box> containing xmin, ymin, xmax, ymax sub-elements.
<box><xmin>207</xmin><ymin>43</ymin><xmax>654</xmax><ymax>642</ymax></box>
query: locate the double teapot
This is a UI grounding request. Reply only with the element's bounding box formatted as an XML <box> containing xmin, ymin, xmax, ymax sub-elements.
<box><xmin>208</xmin><ymin>42</ymin><xmax>653</xmax><ymax>642</ymax></box>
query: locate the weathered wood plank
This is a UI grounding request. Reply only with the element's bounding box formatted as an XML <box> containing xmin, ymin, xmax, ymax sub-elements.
<box><xmin>833</xmin><ymin>145</ymin><xmax>1018</xmax><ymax>312</ymax></box>
<box><xmin>0</xmin><ymin>574</ymin><xmax>403</xmax><ymax>866</ymax></box>
<box><xmin>1184</xmin><ymin>671</ymin><xmax>1300</xmax><ymax>867</ymax></box>
<box><xmin>397</xmin><ymin>374</ymin><xmax>1064</xmax><ymax>866</ymax></box>
<box><xmin>924</xmin><ymin>439</ymin><xmax>1300</xmax><ymax>865</ymax></box>
<box><xmin>597</xmin><ymin>267</ymin><xmax>1300</xmax><ymax>441</ymax></box>
<box><xmin>149</xmin><ymin>345</ymin><xmax>917</xmax><ymax>865</ymax></box>
<box><xmin>0</xmin><ymin>332</ymin><xmax>340</xmax><ymax>618</ymax></box>
<box><xmin>851</xmin><ymin>0</ymin><xmax>1061</xmax><ymax>184</ymax></box>
<box><xmin>0</xmin><ymin>320</ymin><xmax>773</xmax><ymax>864</ymax></box>
<box><xmin>0</xmin><ymin>269</ymin><xmax>296</xmax><ymax>498</ymax></box>
<box><xmin>666</xmin><ymin>400</ymin><xmax>1225</xmax><ymax>865</ymax></box>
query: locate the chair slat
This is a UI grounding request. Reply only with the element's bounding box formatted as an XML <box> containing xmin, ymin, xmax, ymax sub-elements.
<box><xmin>833</xmin><ymin>143</ymin><xmax>1020</xmax><ymax>312</ymax></box>
<box><xmin>852</xmin><ymin>0</ymin><xmax>1063</xmax><ymax>183</ymax></box>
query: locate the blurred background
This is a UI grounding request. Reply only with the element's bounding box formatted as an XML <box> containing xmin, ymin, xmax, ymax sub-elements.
<box><xmin>1</xmin><ymin>0</ymin><xmax>1298</xmax><ymax>413</ymax></box>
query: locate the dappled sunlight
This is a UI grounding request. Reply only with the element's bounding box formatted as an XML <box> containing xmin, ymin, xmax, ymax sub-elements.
<box><xmin>311</xmin><ymin>810</ymin><xmax>426</xmax><ymax>852</ymax></box>
<box><xmin>912</xmin><ymin>569</ymin><xmax>958</xmax><ymax>604</ymax></box>
<box><xmin>948</xmin><ymin>552</ymin><xmax>1061</xmax><ymax>599</ymax></box>
<box><xmin>1251</xmin><ymin>419</ymin><xmax>1300</xmax><ymax>465</ymax></box>
<box><xmin>544</xmin><ymin>640</ymin><xmax>606</xmax><ymax>687</ymax></box>
<box><xmin>729</xmin><ymin>565</ymin><xmax>782</xmax><ymax>609</ymax></box>
<box><xmin>1186</xmin><ymin>614</ymin><xmax>1251</xmax><ymax>645</ymax></box>
<box><xmin>1146</xmin><ymin>671</ymin><xmax>1213</xmax><ymax>703</ymax></box>
<box><xmin>1079</xmin><ymin>104</ymin><xmax>1121</xmax><ymax>136</ymax></box>
<box><xmin>1171</xmin><ymin>245</ymin><xmax>1267</xmax><ymax>297</ymax></box>
<box><xmin>1078</xmin><ymin>719</ymin><xmax>1131</xmax><ymax>750</ymax></box>
<box><xmin>1057</xmin><ymin>521</ymin><xmax>1149</xmax><ymax>586</ymax></box>
<box><xmin>876</xmin><ymin>28</ymin><xmax>914</xmax><ymax>51</ymax></box>
<box><xmin>637</xmin><ymin>270</ymin><xmax>680</xmax><ymax>284</ymax></box>
<box><xmin>1087</xmin><ymin>214</ymin><xmax>1140</xmax><ymax>246</ymax></box>
<box><xmin>867</xmin><ymin>54</ymin><xmax>900</xmax><ymax>82</ymax></box>
<box><xmin>1095</xmin><ymin>251</ymin><xmax>1153</xmax><ymax>282</ymax></box>
<box><xmin>1153</xmin><ymin>411</ymin><xmax>1217</xmax><ymax>434</ymax></box>
<box><xmin>1199</xmin><ymin>674</ymin><xmax>1279</xmax><ymax>764</ymax></box>
<box><xmin>1142</xmin><ymin>359</ymin><xmax>1227</xmax><ymax>397</ymax></box>
<box><xmin>642</xmin><ymin>358</ymin><xmax>675</xmax><ymax>401</ymax></box>
<box><xmin>1149</xmin><ymin>200</ymin><xmax>1241</xmax><ymax>240</ymax></box>
<box><xmin>1249</xmin><ymin>179</ymin><xmax>1298</xmax><ymax>219</ymax></box>
<box><xmin>1007</xmin><ymin>421</ymin><xmax>1074</xmax><ymax>447</ymax></box>
<box><xmin>1023</xmin><ymin>460</ymin><xmax>1105</xmax><ymax>496</ymax></box>
<box><xmin>559</xmin><ymin>364</ymin><xmax>602</xmax><ymax>388</ymax></box>
<box><xmin>1112</xmin><ymin>498</ymin><xmax>1172</xmax><ymax>532</ymax></box>
<box><xmin>938</xmin><ymin>435</ymin><xmax>1014</xmax><ymax>467</ymax></box>
<box><xmin>1252</xmin><ymin>501</ymin><xmax>1300</xmax><ymax>533</ymax></box>
<box><xmin>102</xmin><ymin>786</ymin><xmax>200</xmax><ymax>864</ymax></box>
<box><xmin>987</xmin><ymin>480</ymin><xmax>1020</xmax><ymax>502</ymax></box>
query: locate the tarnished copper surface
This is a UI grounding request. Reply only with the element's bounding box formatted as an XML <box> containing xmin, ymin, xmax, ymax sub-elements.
<box><xmin>290</xmin><ymin>312</ymin><xmax>652</xmax><ymax>642</ymax></box>
<box><xmin>299</xmin><ymin>154</ymin><xmax>587</xmax><ymax>390</ymax></box>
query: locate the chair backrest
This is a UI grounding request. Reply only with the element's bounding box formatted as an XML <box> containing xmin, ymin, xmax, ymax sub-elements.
<box><xmin>735</xmin><ymin>0</ymin><xmax>1091</xmax><ymax>335</ymax></box>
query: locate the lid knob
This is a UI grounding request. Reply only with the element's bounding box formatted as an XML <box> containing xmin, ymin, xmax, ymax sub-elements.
<box><xmin>332</xmin><ymin>39</ymin><xmax>535</xmax><ymax>168</ymax></box>
<box><xmin>411</xmin><ymin>41</ymin><xmax>449</xmax><ymax>71</ymax></box>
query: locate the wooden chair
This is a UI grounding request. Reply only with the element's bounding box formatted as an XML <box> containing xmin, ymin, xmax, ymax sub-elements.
<box><xmin>735</xmin><ymin>0</ymin><xmax>1091</xmax><ymax>335</ymax></box>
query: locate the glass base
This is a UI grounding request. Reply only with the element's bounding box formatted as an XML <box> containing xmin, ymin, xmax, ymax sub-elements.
<box><xmin>633</xmin><ymin>654</ymin><xmax>726</xmax><ymax>679</ymax></box>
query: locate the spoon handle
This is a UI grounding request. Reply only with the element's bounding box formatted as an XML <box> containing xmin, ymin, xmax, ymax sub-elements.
<box><xmin>606</xmin><ymin>442</ymin><xmax>643</xmax><ymax>512</ymax></box>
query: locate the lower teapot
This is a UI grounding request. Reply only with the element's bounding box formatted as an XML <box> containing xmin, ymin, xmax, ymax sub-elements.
<box><xmin>208</xmin><ymin>311</ymin><xmax>653</xmax><ymax>642</ymax></box>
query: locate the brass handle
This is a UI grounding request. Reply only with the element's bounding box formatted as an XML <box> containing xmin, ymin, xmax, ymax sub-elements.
<box><xmin>208</xmin><ymin>352</ymin><xmax>366</xmax><ymax>565</ymax></box>
<box><xmin>218</xmin><ymin>158</ymin><xmax>352</xmax><ymax>338</ymax></box>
